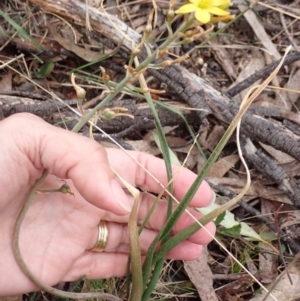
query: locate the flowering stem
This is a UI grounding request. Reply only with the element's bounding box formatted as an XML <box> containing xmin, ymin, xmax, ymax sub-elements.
<box><xmin>196</xmin><ymin>1</ymin><xmax>259</xmax><ymax>49</ymax></box>
<box><xmin>13</xmin><ymin>14</ymin><xmax>197</xmax><ymax>301</ymax></box>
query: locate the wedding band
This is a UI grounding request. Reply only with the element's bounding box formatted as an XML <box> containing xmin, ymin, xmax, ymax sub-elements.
<box><xmin>90</xmin><ymin>220</ymin><xmax>109</xmax><ymax>252</ymax></box>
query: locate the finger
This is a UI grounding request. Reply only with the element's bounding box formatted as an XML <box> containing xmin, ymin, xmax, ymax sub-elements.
<box><xmin>71</xmin><ymin>252</ymin><xmax>132</xmax><ymax>280</ymax></box>
<box><xmin>88</xmin><ymin>221</ymin><xmax>212</xmax><ymax>258</ymax></box>
<box><xmin>87</xmin><ymin>221</ymin><xmax>159</xmax><ymax>254</ymax></box>
<box><xmin>137</xmin><ymin>193</ymin><xmax>215</xmax><ymax>244</ymax></box>
<box><xmin>79</xmin><ymin>242</ymin><xmax>203</xmax><ymax>280</ymax></box>
<box><xmin>103</xmin><ymin>193</ymin><xmax>216</xmax><ymax>245</ymax></box>
<box><xmin>4</xmin><ymin>114</ymin><xmax>132</xmax><ymax>215</ymax></box>
<box><xmin>107</xmin><ymin>149</ymin><xmax>214</xmax><ymax>208</ymax></box>
<box><xmin>71</xmin><ymin>245</ymin><xmax>204</xmax><ymax>280</ymax></box>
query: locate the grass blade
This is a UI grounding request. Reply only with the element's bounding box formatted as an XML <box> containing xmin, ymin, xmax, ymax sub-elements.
<box><xmin>0</xmin><ymin>10</ymin><xmax>43</xmax><ymax>50</ymax></box>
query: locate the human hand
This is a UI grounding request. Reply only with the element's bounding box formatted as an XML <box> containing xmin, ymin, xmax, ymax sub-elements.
<box><xmin>0</xmin><ymin>113</ymin><xmax>215</xmax><ymax>295</ymax></box>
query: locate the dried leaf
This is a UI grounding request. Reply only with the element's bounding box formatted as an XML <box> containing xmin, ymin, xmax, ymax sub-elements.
<box><xmin>126</xmin><ymin>140</ymin><xmax>160</xmax><ymax>156</ymax></box>
<box><xmin>50</xmin><ymin>25</ymin><xmax>108</xmax><ymax>62</ymax></box>
<box><xmin>184</xmin><ymin>247</ymin><xmax>218</xmax><ymax>301</ymax></box>
<box><xmin>229</xmin><ymin>50</ymin><xmax>265</xmax><ymax>101</ymax></box>
<box><xmin>207</xmin><ymin>155</ymin><xmax>239</xmax><ymax>178</ymax></box>
<box><xmin>236</xmin><ymin>1</ymin><xmax>281</xmax><ymax>60</ymax></box>
<box><xmin>258</xmin><ymin>200</ymin><xmax>279</xmax><ymax>283</ymax></box>
<box><xmin>286</xmin><ymin>68</ymin><xmax>300</xmax><ymax>105</ymax></box>
<box><xmin>258</xmin><ymin>242</ymin><xmax>278</xmax><ymax>283</ymax></box>
<box><xmin>260</xmin><ymin>143</ymin><xmax>294</xmax><ymax>164</ymax></box>
<box><xmin>207</xmin><ymin>177</ymin><xmax>292</xmax><ymax>204</ymax></box>
<box><xmin>0</xmin><ymin>71</ymin><xmax>12</xmax><ymax>92</ymax></box>
<box><xmin>280</xmin><ymin>160</ymin><xmax>300</xmax><ymax>178</ymax></box>
<box><xmin>210</xmin><ymin>39</ymin><xmax>237</xmax><ymax>80</ymax></box>
<box><xmin>206</xmin><ymin>125</ymin><xmax>225</xmax><ymax>150</ymax></box>
<box><xmin>280</xmin><ymin>210</ymin><xmax>300</xmax><ymax>229</ymax></box>
<box><xmin>250</xmin><ymin>264</ymin><xmax>300</xmax><ymax>301</ymax></box>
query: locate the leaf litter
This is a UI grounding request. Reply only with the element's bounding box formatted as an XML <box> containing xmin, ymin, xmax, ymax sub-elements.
<box><xmin>1</xmin><ymin>0</ymin><xmax>300</xmax><ymax>300</ymax></box>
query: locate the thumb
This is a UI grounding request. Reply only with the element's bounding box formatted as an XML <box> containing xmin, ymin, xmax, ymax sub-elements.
<box><xmin>11</xmin><ymin>114</ymin><xmax>133</xmax><ymax>215</ymax></box>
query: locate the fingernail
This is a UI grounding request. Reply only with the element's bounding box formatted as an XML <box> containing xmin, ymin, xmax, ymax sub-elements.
<box><xmin>111</xmin><ymin>179</ymin><xmax>133</xmax><ymax>212</ymax></box>
<box><xmin>208</xmin><ymin>190</ymin><xmax>216</xmax><ymax>206</ymax></box>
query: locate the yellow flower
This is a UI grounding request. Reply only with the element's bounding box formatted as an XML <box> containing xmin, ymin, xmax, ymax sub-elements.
<box><xmin>175</xmin><ymin>0</ymin><xmax>231</xmax><ymax>24</ymax></box>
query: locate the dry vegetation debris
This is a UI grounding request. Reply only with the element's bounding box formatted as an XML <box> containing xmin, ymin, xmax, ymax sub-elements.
<box><xmin>1</xmin><ymin>0</ymin><xmax>300</xmax><ymax>300</ymax></box>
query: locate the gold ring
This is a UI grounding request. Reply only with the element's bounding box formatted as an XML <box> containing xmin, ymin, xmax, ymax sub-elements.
<box><xmin>90</xmin><ymin>220</ymin><xmax>109</xmax><ymax>252</ymax></box>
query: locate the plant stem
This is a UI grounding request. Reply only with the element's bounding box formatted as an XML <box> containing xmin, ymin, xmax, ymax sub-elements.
<box><xmin>13</xmin><ymin>15</ymin><xmax>195</xmax><ymax>301</ymax></box>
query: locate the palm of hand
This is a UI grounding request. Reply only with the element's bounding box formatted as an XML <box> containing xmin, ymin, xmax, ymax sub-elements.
<box><xmin>0</xmin><ymin>114</ymin><xmax>215</xmax><ymax>296</ymax></box>
<box><xmin>2</xmin><ymin>173</ymin><xmax>106</xmax><ymax>293</ymax></box>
